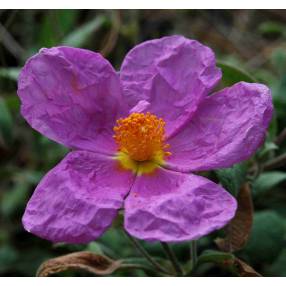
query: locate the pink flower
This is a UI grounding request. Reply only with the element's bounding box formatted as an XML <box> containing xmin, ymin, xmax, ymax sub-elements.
<box><xmin>18</xmin><ymin>36</ymin><xmax>273</xmax><ymax>243</ymax></box>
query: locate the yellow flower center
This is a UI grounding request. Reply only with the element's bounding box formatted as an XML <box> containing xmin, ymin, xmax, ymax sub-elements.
<box><xmin>113</xmin><ymin>112</ymin><xmax>171</xmax><ymax>175</ymax></box>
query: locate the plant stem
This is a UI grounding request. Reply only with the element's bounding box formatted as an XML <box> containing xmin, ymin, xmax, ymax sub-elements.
<box><xmin>275</xmin><ymin>127</ymin><xmax>286</xmax><ymax>145</ymax></box>
<box><xmin>190</xmin><ymin>240</ymin><xmax>198</xmax><ymax>268</ymax></box>
<box><xmin>263</xmin><ymin>153</ymin><xmax>286</xmax><ymax>170</ymax></box>
<box><xmin>160</xmin><ymin>242</ymin><xmax>184</xmax><ymax>276</ymax></box>
<box><xmin>123</xmin><ymin>230</ymin><xmax>170</xmax><ymax>275</ymax></box>
<box><xmin>120</xmin><ymin>263</ymin><xmax>159</xmax><ymax>275</ymax></box>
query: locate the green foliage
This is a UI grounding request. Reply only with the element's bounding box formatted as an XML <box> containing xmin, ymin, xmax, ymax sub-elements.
<box><xmin>243</xmin><ymin>211</ymin><xmax>285</xmax><ymax>265</ymax></box>
<box><xmin>0</xmin><ymin>245</ymin><xmax>18</xmax><ymax>273</ymax></box>
<box><xmin>258</xmin><ymin>21</ymin><xmax>286</xmax><ymax>39</ymax></box>
<box><xmin>197</xmin><ymin>250</ymin><xmax>234</xmax><ymax>266</ymax></box>
<box><xmin>0</xmin><ymin>97</ymin><xmax>13</xmax><ymax>147</ymax></box>
<box><xmin>217</xmin><ymin>61</ymin><xmax>256</xmax><ymax>87</ymax></box>
<box><xmin>253</xmin><ymin>171</ymin><xmax>286</xmax><ymax>197</ymax></box>
<box><xmin>0</xmin><ymin>68</ymin><xmax>20</xmax><ymax>81</ymax></box>
<box><xmin>215</xmin><ymin>163</ymin><xmax>247</xmax><ymax>196</ymax></box>
<box><xmin>268</xmin><ymin>249</ymin><xmax>286</xmax><ymax>276</ymax></box>
<box><xmin>38</xmin><ymin>10</ymin><xmax>79</xmax><ymax>47</ymax></box>
<box><xmin>61</xmin><ymin>16</ymin><xmax>106</xmax><ymax>47</ymax></box>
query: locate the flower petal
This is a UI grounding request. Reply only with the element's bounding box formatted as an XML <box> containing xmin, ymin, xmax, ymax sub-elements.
<box><xmin>166</xmin><ymin>82</ymin><xmax>273</xmax><ymax>172</ymax></box>
<box><xmin>120</xmin><ymin>35</ymin><xmax>221</xmax><ymax>137</ymax></box>
<box><xmin>18</xmin><ymin>47</ymin><xmax>126</xmax><ymax>154</ymax></box>
<box><xmin>124</xmin><ymin>168</ymin><xmax>237</xmax><ymax>242</ymax></box>
<box><xmin>23</xmin><ymin>151</ymin><xmax>135</xmax><ymax>243</ymax></box>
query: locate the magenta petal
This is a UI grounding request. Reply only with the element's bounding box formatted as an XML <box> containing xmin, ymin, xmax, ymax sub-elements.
<box><xmin>120</xmin><ymin>35</ymin><xmax>221</xmax><ymax>137</ymax></box>
<box><xmin>23</xmin><ymin>151</ymin><xmax>134</xmax><ymax>243</ymax></box>
<box><xmin>18</xmin><ymin>46</ymin><xmax>125</xmax><ymax>154</ymax></box>
<box><xmin>166</xmin><ymin>82</ymin><xmax>273</xmax><ymax>172</ymax></box>
<box><xmin>124</xmin><ymin>168</ymin><xmax>237</xmax><ymax>242</ymax></box>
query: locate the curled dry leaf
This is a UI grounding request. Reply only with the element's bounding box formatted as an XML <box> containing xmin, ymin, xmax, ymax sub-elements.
<box><xmin>36</xmin><ymin>251</ymin><xmax>122</xmax><ymax>277</ymax></box>
<box><xmin>233</xmin><ymin>258</ymin><xmax>262</xmax><ymax>277</ymax></box>
<box><xmin>216</xmin><ymin>183</ymin><xmax>253</xmax><ymax>252</ymax></box>
<box><xmin>196</xmin><ymin>250</ymin><xmax>261</xmax><ymax>277</ymax></box>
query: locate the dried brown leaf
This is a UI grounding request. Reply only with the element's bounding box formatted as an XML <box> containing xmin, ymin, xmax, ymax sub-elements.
<box><xmin>216</xmin><ymin>183</ymin><xmax>253</xmax><ymax>252</ymax></box>
<box><xmin>37</xmin><ymin>251</ymin><xmax>122</xmax><ymax>277</ymax></box>
<box><xmin>234</xmin><ymin>258</ymin><xmax>262</xmax><ymax>277</ymax></box>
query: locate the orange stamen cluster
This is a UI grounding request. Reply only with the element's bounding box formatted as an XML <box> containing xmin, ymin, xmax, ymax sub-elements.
<box><xmin>113</xmin><ymin>112</ymin><xmax>171</xmax><ymax>162</ymax></box>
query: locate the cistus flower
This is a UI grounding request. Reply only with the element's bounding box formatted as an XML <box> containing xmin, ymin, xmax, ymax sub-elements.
<box><xmin>18</xmin><ymin>36</ymin><xmax>273</xmax><ymax>244</ymax></box>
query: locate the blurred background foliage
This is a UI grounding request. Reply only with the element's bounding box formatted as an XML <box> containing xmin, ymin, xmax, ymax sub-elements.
<box><xmin>0</xmin><ymin>9</ymin><xmax>286</xmax><ymax>277</ymax></box>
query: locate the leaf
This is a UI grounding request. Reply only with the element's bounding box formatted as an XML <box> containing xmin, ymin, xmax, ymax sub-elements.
<box><xmin>233</xmin><ymin>258</ymin><xmax>262</xmax><ymax>277</ymax></box>
<box><xmin>258</xmin><ymin>21</ymin><xmax>285</xmax><ymax>38</ymax></box>
<box><xmin>61</xmin><ymin>16</ymin><xmax>106</xmax><ymax>47</ymax></box>
<box><xmin>253</xmin><ymin>171</ymin><xmax>286</xmax><ymax>197</ymax></box>
<box><xmin>197</xmin><ymin>250</ymin><xmax>235</xmax><ymax>267</ymax></box>
<box><xmin>38</xmin><ymin>11</ymin><xmax>79</xmax><ymax>47</ymax></box>
<box><xmin>244</xmin><ymin>211</ymin><xmax>285</xmax><ymax>264</ymax></box>
<box><xmin>217</xmin><ymin>61</ymin><xmax>256</xmax><ymax>87</ymax></box>
<box><xmin>36</xmin><ymin>251</ymin><xmax>122</xmax><ymax>277</ymax></box>
<box><xmin>38</xmin><ymin>12</ymin><xmax>59</xmax><ymax>47</ymax></box>
<box><xmin>0</xmin><ymin>97</ymin><xmax>13</xmax><ymax>147</ymax></box>
<box><xmin>0</xmin><ymin>68</ymin><xmax>20</xmax><ymax>81</ymax></box>
<box><xmin>271</xmin><ymin>48</ymin><xmax>286</xmax><ymax>75</ymax></box>
<box><xmin>0</xmin><ymin>245</ymin><xmax>18</xmax><ymax>273</ymax></box>
<box><xmin>57</xmin><ymin>10</ymin><xmax>79</xmax><ymax>35</ymax></box>
<box><xmin>1</xmin><ymin>170</ymin><xmax>43</xmax><ymax>217</ymax></box>
<box><xmin>216</xmin><ymin>183</ymin><xmax>253</xmax><ymax>252</ymax></box>
<box><xmin>196</xmin><ymin>250</ymin><xmax>261</xmax><ymax>277</ymax></box>
<box><xmin>268</xmin><ymin>249</ymin><xmax>286</xmax><ymax>276</ymax></box>
<box><xmin>215</xmin><ymin>163</ymin><xmax>247</xmax><ymax>196</ymax></box>
<box><xmin>257</xmin><ymin>142</ymin><xmax>278</xmax><ymax>159</ymax></box>
<box><xmin>86</xmin><ymin>242</ymin><xmax>104</xmax><ymax>255</ymax></box>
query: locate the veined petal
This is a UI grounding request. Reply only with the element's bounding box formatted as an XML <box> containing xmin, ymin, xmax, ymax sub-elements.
<box><xmin>124</xmin><ymin>168</ymin><xmax>237</xmax><ymax>242</ymax></box>
<box><xmin>120</xmin><ymin>35</ymin><xmax>221</xmax><ymax>137</ymax></box>
<box><xmin>18</xmin><ymin>46</ymin><xmax>126</xmax><ymax>154</ymax></box>
<box><xmin>166</xmin><ymin>82</ymin><xmax>273</xmax><ymax>172</ymax></box>
<box><xmin>23</xmin><ymin>151</ymin><xmax>135</xmax><ymax>243</ymax></box>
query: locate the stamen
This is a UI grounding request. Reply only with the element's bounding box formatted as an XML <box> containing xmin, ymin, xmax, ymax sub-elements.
<box><xmin>113</xmin><ymin>112</ymin><xmax>171</xmax><ymax>162</ymax></box>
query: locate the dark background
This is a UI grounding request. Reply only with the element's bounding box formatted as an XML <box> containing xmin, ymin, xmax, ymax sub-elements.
<box><xmin>0</xmin><ymin>10</ymin><xmax>286</xmax><ymax>276</ymax></box>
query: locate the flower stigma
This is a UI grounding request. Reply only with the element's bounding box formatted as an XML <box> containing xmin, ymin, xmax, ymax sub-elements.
<box><xmin>113</xmin><ymin>112</ymin><xmax>171</xmax><ymax>175</ymax></box>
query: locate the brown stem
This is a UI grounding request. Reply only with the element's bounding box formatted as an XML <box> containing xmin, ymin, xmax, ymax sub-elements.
<box><xmin>275</xmin><ymin>128</ymin><xmax>286</xmax><ymax>145</ymax></box>
<box><xmin>263</xmin><ymin>153</ymin><xmax>286</xmax><ymax>170</ymax></box>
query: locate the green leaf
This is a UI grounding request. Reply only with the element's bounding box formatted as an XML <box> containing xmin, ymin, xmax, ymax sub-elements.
<box><xmin>257</xmin><ymin>142</ymin><xmax>278</xmax><ymax>159</ymax></box>
<box><xmin>271</xmin><ymin>48</ymin><xmax>286</xmax><ymax>75</ymax></box>
<box><xmin>38</xmin><ymin>12</ymin><xmax>59</xmax><ymax>47</ymax></box>
<box><xmin>268</xmin><ymin>249</ymin><xmax>286</xmax><ymax>276</ymax></box>
<box><xmin>5</xmin><ymin>95</ymin><xmax>20</xmax><ymax>113</ymax></box>
<box><xmin>217</xmin><ymin>61</ymin><xmax>256</xmax><ymax>87</ymax></box>
<box><xmin>258</xmin><ymin>21</ymin><xmax>285</xmax><ymax>38</ymax></box>
<box><xmin>38</xmin><ymin>11</ymin><xmax>79</xmax><ymax>47</ymax></box>
<box><xmin>215</xmin><ymin>163</ymin><xmax>247</xmax><ymax>196</ymax></box>
<box><xmin>61</xmin><ymin>16</ymin><xmax>106</xmax><ymax>47</ymax></box>
<box><xmin>253</xmin><ymin>171</ymin><xmax>286</xmax><ymax>197</ymax></box>
<box><xmin>197</xmin><ymin>250</ymin><xmax>235</xmax><ymax>266</ymax></box>
<box><xmin>86</xmin><ymin>242</ymin><xmax>104</xmax><ymax>255</ymax></box>
<box><xmin>0</xmin><ymin>245</ymin><xmax>18</xmax><ymax>273</ymax></box>
<box><xmin>0</xmin><ymin>97</ymin><xmax>13</xmax><ymax>147</ymax></box>
<box><xmin>0</xmin><ymin>170</ymin><xmax>42</xmax><ymax>217</ymax></box>
<box><xmin>1</xmin><ymin>184</ymin><xmax>28</xmax><ymax>217</ymax></box>
<box><xmin>267</xmin><ymin>114</ymin><xmax>278</xmax><ymax>141</ymax></box>
<box><xmin>0</xmin><ymin>68</ymin><xmax>20</xmax><ymax>81</ymax></box>
<box><xmin>244</xmin><ymin>211</ymin><xmax>285</xmax><ymax>264</ymax></box>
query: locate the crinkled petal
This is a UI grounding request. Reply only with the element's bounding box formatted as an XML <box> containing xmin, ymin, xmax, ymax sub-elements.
<box><xmin>120</xmin><ymin>35</ymin><xmax>221</xmax><ymax>137</ymax></box>
<box><xmin>23</xmin><ymin>151</ymin><xmax>134</xmax><ymax>243</ymax></box>
<box><xmin>166</xmin><ymin>82</ymin><xmax>273</xmax><ymax>172</ymax></box>
<box><xmin>124</xmin><ymin>168</ymin><xmax>237</xmax><ymax>242</ymax></box>
<box><xmin>18</xmin><ymin>46</ymin><xmax>126</xmax><ymax>154</ymax></box>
